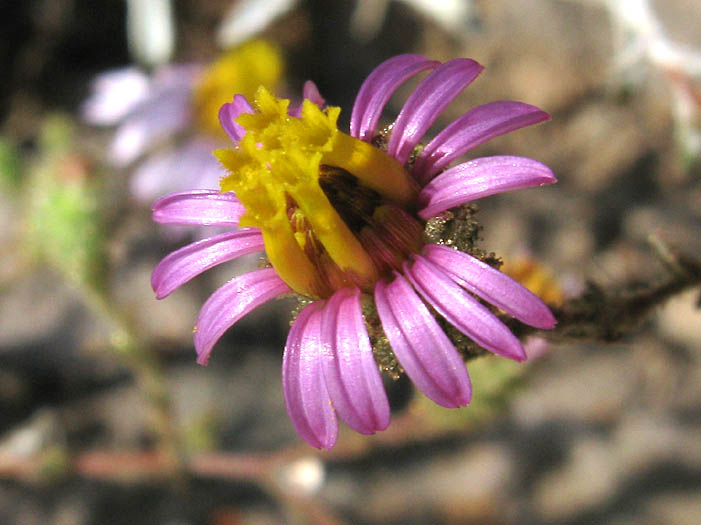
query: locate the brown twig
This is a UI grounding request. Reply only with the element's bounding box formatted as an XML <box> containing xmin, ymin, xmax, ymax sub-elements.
<box><xmin>513</xmin><ymin>241</ymin><xmax>701</xmax><ymax>344</ymax></box>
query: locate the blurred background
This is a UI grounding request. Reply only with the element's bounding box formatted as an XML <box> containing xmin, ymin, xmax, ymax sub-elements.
<box><xmin>0</xmin><ymin>0</ymin><xmax>699</xmax><ymax>523</ymax></box>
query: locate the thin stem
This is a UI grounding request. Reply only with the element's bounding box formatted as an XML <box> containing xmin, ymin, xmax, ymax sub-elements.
<box><xmin>79</xmin><ymin>281</ymin><xmax>184</xmax><ymax>479</ymax></box>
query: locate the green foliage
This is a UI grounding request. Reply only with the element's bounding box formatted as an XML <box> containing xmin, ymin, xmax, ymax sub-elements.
<box><xmin>25</xmin><ymin>114</ymin><xmax>106</xmax><ymax>289</ymax></box>
<box><xmin>0</xmin><ymin>138</ymin><xmax>23</xmax><ymax>193</ymax></box>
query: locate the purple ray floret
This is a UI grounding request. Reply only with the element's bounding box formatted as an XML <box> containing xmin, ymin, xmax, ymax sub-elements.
<box><xmin>319</xmin><ymin>288</ymin><xmax>390</xmax><ymax>434</ymax></box>
<box><xmin>418</xmin><ymin>156</ymin><xmax>556</xmax><ymax>219</ymax></box>
<box><xmin>387</xmin><ymin>58</ymin><xmax>483</xmax><ymax>165</ymax></box>
<box><xmin>350</xmin><ymin>54</ymin><xmax>439</xmax><ymax>142</ymax></box>
<box><xmin>283</xmin><ymin>303</ymin><xmax>338</xmax><ymax>449</ymax></box>
<box><xmin>218</xmin><ymin>94</ymin><xmax>254</xmax><ymax>142</ymax></box>
<box><xmin>194</xmin><ymin>268</ymin><xmax>291</xmax><ymax>365</ymax></box>
<box><xmin>374</xmin><ymin>273</ymin><xmax>472</xmax><ymax>408</ymax></box>
<box><xmin>413</xmin><ymin>100</ymin><xmax>551</xmax><ymax>184</ymax></box>
<box><xmin>152</xmin><ymin>189</ymin><xmax>246</xmax><ymax>226</ymax></box>
<box><xmin>152</xmin><ymin>229</ymin><xmax>265</xmax><ymax>299</ymax></box>
<box><xmin>405</xmin><ymin>256</ymin><xmax>526</xmax><ymax>361</ymax></box>
<box><xmin>422</xmin><ymin>244</ymin><xmax>557</xmax><ymax>329</ymax></box>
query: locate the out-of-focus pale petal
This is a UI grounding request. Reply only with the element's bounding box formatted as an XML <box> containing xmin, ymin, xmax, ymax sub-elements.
<box><xmin>217</xmin><ymin>0</ymin><xmax>296</xmax><ymax>48</ymax></box>
<box><xmin>374</xmin><ymin>274</ymin><xmax>472</xmax><ymax>408</ymax></box>
<box><xmin>400</xmin><ymin>0</ymin><xmax>478</xmax><ymax>36</ymax></box>
<box><xmin>418</xmin><ymin>156</ymin><xmax>556</xmax><ymax>219</ymax></box>
<box><xmin>152</xmin><ymin>190</ymin><xmax>246</xmax><ymax>226</ymax></box>
<box><xmin>413</xmin><ymin>101</ymin><xmax>551</xmax><ymax>184</ymax></box>
<box><xmin>151</xmin><ymin>64</ymin><xmax>203</xmax><ymax>90</ymax></box>
<box><xmin>320</xmin><ymin>288</ymin><xmax>390</xmax><ymax>434</ymax></box>
<box><xmin>189</xmin><ymin>141</ymin><xmax>229</xmax><ymax>190</ymax></box>
<box><xmin>350</xmin><ymin>54</ymin><xmax>439</xmax><ymax>142</ymax></box>
<box><xmin>422</xmin><ymin>244</ymin><xmax>556</xmax><ymax>329</ymax></box>
<box><xmin>218</xmin><ymin>95</ymin><xmax>254</xmax><ymax>143</ymax></box>
<box><xmin>109</xmin><ymin>87</ymin><xmax>191</xmax><ymax>166</ymax></box>
<box><xmin>387</xmin><ymin>58</ymin><xmax>483</xmax><ymax>165</ymax></box>
<box><xmin>131</xmin><ymin>139</ymin><xmax>224</xmax><ymax>202</ymax></box>
<box><xmin>282</xmin><ymin>302</ymin><xmax>339</xmax><ymax>449</ymax></box>
<box><xmin>126</xmin><ymin>0</ymin><xmax>175</xmax><ymax>68</ymax></box>
<box><xmin>152</xmin><ymin>229</ymin><xmax>264</xmax><ymax>299</ymax></box>
<box><xmin>82</xmin><ymin>68</ymin><xmax>151</xmax><ymax>125</ymax></box>
<box><xmin>194</xmin><ymin>268</ymin><xmax>291</xmax><ymax>365</ymax></box>
<box><xmin>131</xmin><ymin>149</ymin><xmax>180</xmax><ymax>201</ymax></box>
<box><xmin>404</xmin><ymin>256</ymin><xmax>526</xmax><ymax>361</ymax></box>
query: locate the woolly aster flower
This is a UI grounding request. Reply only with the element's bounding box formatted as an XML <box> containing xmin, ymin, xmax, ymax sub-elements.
<box><xmin>152</xmin><ymin>55</ymin><xmax>557</xmax><ymax>449</ymax></box>
<box><xmin>82</xmin><ymin>40</ymin><xmax>283</xmax><ymax>201</ymax></box>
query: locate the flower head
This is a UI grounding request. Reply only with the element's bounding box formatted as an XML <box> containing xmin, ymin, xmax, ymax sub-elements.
<box><xmin>152</xmin><ymin>54</ymin><xmax>557</xmax><ymax>449</ymax></box>
<box><xmin>83</xmin><ymin>40</ymin><xmax>283</xmax><ymax>201</ymax></box>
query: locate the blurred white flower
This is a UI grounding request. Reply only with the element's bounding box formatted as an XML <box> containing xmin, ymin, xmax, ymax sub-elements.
<box><xmin>351</xmin><ymin>0</ymin><xmax>478</xmax><ymax>41</ymax></box>
<box><xmin>216</xmin><ymin>0</ymin><xmax>479</xmax><ymax>48</ymax></box>
<box><xmin>217</xmin><ymin>0</ymin><xmax>297</xmax><ymax>48</ymax></box>
<box><xmin>127</xmin><ymin>0</ymin><xmax>175</xmax><ymax>68</ymax></box>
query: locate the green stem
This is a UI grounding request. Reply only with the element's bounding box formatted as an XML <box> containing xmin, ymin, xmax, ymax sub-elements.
<box><xmin>79</xmin><ymin>280</ymin><xmax>184</xmax><ymax>479</ymax></box>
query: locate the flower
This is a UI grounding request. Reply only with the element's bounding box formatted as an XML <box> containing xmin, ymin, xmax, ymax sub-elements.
<box><xmin>82</xmin><ymin>40</ymin><xmax>283</xmax><ymax>201</ymax></box>
<box><xmin>500</xmin><ymin>255</ymin><xmax>564</xmax><ymax>360</ymax></box>
<box><xmin>152</xmin><ymin>54</ymin><xmax>557</xmax><ymax>449</ymax></box>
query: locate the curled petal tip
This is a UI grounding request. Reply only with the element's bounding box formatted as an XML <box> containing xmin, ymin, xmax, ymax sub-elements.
<box><xmin>513</xmin><ymin>346</ymin><xmax>528</xmax><ymax>362</ymax></box>
<box><xmin>195</xmin><ymin>327</ymin><xmax>209</xmax><ymax>366</ymax></box>
<box><xmin>538</xmin><ymin>309</ymin><xmax>557</xmax><ymax>330</ymax></box>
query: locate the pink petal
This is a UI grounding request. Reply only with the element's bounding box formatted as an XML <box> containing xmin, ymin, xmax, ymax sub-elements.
<box><xmin>152</xmin><ymin>229</ymin><xmax>265</xmax><ymax>299</ymax></box>
<box><xmin>350</xmin><ymin>54</ymin><xmax>439</xmax><ymax>142</ymax></box>
<box><xmin>194</xmin><ymin>268</ymin><xmax>291</xmax><ymax>365</ymax></box>
<box><xmin>302</xmin><ymin>80</ymin><xmax>326</xmax><ymax>108</ymax></box>
<box><xmin>282</xmin><ymin>302</ymin><xmax>338</xmax><ymax>449</ymax></box>
<box><xmin>404</xmin><ymin>256</ymin><xmax>526</xmax><ymax>361</ymax></box>
<box><xmin>374</xmin><ymin>274</ymin><xmax>471</xmax><ymax>408</ymax></box>
<box><xmin>418</xmin><ymin>156</ymin><xmax>556</xmax><ymax>219</ymax></box>
<box><xmin>288</xmin><ymin>80</ymin><xmax>327</xmax><ymax>118</ymax></box>
<box><xmin>422</xmin><ymin>244</ymin><xmax>556</xmax><ymax>329</ymax></box>
<box><xmin>387</xmin><ymin>58</ymin><xmax>483</xmax><ymax>165</ymax></box>
<box><xmin>218</xmin><ymin>94</ymin><xmax>254</xmax><ymax>143</ymax></box>
<box><xmin>320</xmin><ymin>288</ymin><xmax>390</xmax><ymax>434</ymax></box>
<box><xmin>413</xmin><ymin>101</ymin><xmax>551</xmax><ymax>184</ymax></box>
<box><xmin>152</xmin><ymin>190</ymin><xmax>246</xmax><ymax>226</ymax></box>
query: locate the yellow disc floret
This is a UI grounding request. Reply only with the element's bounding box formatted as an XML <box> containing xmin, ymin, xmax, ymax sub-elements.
<box><xmin>193</xmin><ymin>40</ymin><xmax>283</xmax><ymax>137</ymax></box>
<box><xmin>215</xmin><ymin>87</ymin><xmax>418</xmax><ymax>299</ymax></box>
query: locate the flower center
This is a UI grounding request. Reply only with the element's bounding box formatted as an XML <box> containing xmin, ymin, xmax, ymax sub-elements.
<box><xmin>215</xmin><ymin>87</ymin><xmax>421</xmax><ymax>299</ymax></box>
<box><xmin>192</xmin><ymin>40</ymin><xmax>283</xmax><ymax>137</ymax></box>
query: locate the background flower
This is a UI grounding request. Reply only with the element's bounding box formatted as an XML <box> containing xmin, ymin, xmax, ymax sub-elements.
<box><xmin>82</xmin><ymin>40</ymin><xmax>283</xmax><ymax>201</ymax></box>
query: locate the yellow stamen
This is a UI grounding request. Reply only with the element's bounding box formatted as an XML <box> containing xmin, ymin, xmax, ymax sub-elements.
<box><xmin>324</xmin><ymin>130</ymin><xmax>418</xmax><ymax>207</ymax></box>
<box><xmin>193</xmin><ymin>40</ymin><xmax>283</xmax><ymax>137</ymax></box>
<box><xmin>215</xmin><ymin>87</ymin><xmax>418</xmax><ymax>298</ymax></box>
